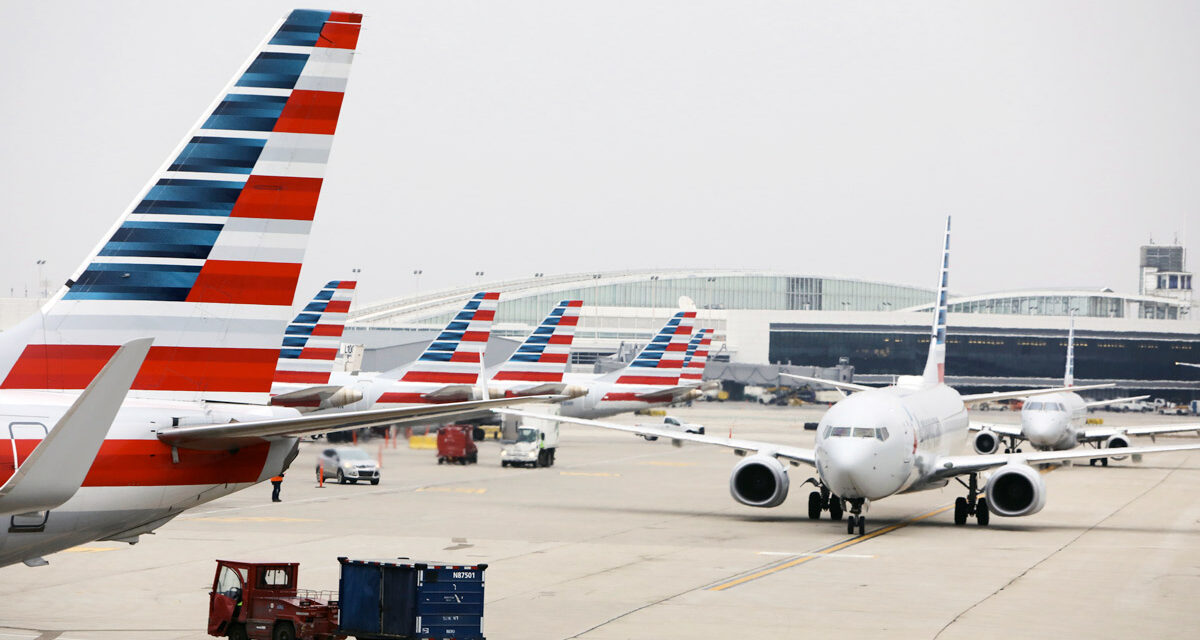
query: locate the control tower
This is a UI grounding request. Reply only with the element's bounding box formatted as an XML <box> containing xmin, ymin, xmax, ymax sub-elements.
<box><xmin>1139</xmin><ymin>243</ymin><xmax>1193</xmax><ymax>312</ymax></box>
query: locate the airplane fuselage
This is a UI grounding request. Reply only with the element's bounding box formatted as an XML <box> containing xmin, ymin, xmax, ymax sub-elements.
<box><xmin>0</xmin><ymin>391</ymin><xmax>297</xmax><ymax>567</ymax></box>
<box><xmin>1018</xmin><ymin>391</ymin><xmax>1087</xmax><ymax>450</ymax></box>
<box><xmin>814</xmin><ymin>383</ymin><xmax>969</xmax><ymax>502</ymax></box>
<box><xmin>557</xmin><ymin>373</ymin><xmax>682</xmax><ymax>419</ymax></box>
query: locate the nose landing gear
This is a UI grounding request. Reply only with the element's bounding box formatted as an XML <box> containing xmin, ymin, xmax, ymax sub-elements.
<box><xmin>952</xmin><ymin>472</ymin><xmax>990</xmax><ymax>526</ymax></box>
<box><xmin>846</xmin><ymin>499</ymin><xmax>867</xmax><ymax>536</ymax></box>
<box><xmin>804</xmin><ymin>479</ymin><xmax>843</xmax><ymax>521</ymax></box>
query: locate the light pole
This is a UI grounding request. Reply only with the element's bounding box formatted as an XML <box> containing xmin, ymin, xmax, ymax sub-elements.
<box><xmin>35</xmin><ymin>259</ymin><xmax>46</xmax><ymax>299</ymax></box>
<box><xmin>650</xmin><ymin>275</ymin><xmax>660</xmax><ymax>326</ymax></box>
<box><xmin>412</xmin><ymin>269</ymin><xmax>422</xmax><ymax>296</ymax></box>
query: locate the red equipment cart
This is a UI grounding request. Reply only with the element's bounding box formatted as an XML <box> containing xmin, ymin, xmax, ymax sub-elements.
<box><xmin>208</xmin><ymin>560</ymin><xmax>342</xmax><ymax>640</ymax></box>
<box><xmin>436</xmin><ymin>425</ymin><xmax>478</xmax><ymax>465</ymax></box>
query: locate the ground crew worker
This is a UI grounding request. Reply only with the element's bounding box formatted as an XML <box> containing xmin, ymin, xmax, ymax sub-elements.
<box><xmin>270</xmin><ymin>473</ymin><xmax>284</xmax><ymax>502</ymax></box>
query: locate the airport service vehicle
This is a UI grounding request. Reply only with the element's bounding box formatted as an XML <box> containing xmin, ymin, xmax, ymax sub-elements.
<box><xmin>970</xmin><ymin>318</ymin><xmax>1198</xmax><ymax>461</ymax></box>
<box><xmin>316</xmin><ymin>446</ymin><xmax>380</xmax><ymax>484</ymax></box>
<box><xmin>501</xmin><ymin>218</ymin><xmax>1200</xmax><ymax>535</ymax></box>
<box><xmin>0</xmin><ymin>10</ymin><xmax>549</xmax><ymax>569</ymax></box>
<box><xmin>500</xmin><ymin>406</ymin><xmax>560</xmax><ymax>467</ymax></box>
<box><xmin>639</xmin><ymin>416</ymin><xmax>705</xmax><ymax>441</ymax></box>
<box><xmin>436</xmin><ymin>426</ymin><xmax>478</xmax><ymax>465</ymax></box>
<box><xmin>207</xmin><ymin>557</ymin><xmax>487</xmax><ymax>640</ymax></box>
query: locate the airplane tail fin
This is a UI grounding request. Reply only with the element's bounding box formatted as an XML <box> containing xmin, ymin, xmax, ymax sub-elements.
<box><xmin>921</xmin><ymin>217</ymin><xmax>951</xmax><ymax>385</ymax></box>
<box><xmin>392</xmin><ymin>293</ymin><xmax>500</xmax><ymax>385</ymax></box>
<box><xmin>491</xmin><ymin>300</ymin><xmax>582</xmax><ymax>384</ymax></box>
<box><xmin>680</xmin><ymin>328</ymin><xmax>712</xmax><ymax>384</ymax></box>
<box><xmin>0</xmin><ymin>10</ymin><xmax>362</xmax><ymax>404</ymax></box>
<box><xmin>608</xmin><ymin>311</ymin><xmax>697</xmax><ymax>386</ymax></box>
<box><xmin>271</xmin><ymin>279</ymin><xmax>357</xmax><ymax>399</ymax></box>
<box><xmin>1064</xmin><ymin>312</ymin><xmax>1075</xmax><ymax>387</ymax></box>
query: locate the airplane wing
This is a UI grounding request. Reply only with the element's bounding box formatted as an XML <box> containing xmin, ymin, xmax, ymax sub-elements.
<box><xmin>780</xmin><ymin>374</ymin><xmax>875</xmax><ymax>393</ymax></box>
<box><xmin>932</xmin><ymin>442</ymin><xmax>1200</xmax><ymax>479</ymax></box>
<box><xmin>0</xmin><ymin>338</ymin><xmax>152</xmax><ymax>516</ymax></box>
<box><xmin>1079</xmin><ymin>423</ymin><xmax>1200</xmax><ymax>442</ymax></box>
<box><xmin>968</xmin><ymin>421</ymin><xmax>1024</xmax><ymax>438</ymax></box>
<box><xmin>1083</xmin><ymin>395</ymin><xmax>1150</xmax><ymax>409</ymax></box>
<box><xmin>495</xmin><ymin>409</ymin><xmax>816</xmax><ymax>466</ymax></box>
<box><xmin>158</xmin><ymin>395</ymin><xmax>559</xmax><ymax>451</ymax></box>
<box><xmin>959</xmin><ymin>383</ymin><xmax>1114</xmax><ymax>406</ymax></box>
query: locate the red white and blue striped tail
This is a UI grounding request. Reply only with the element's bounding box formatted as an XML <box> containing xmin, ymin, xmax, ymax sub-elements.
<box><xmin>270</xmin><ymin>279</ymin><xmax>357</xmax><ymax>399</ymax></box>
<box><xmin>612</xmin><ymin>311</ymin><xmax>697</xmax><ymax>386</ymax></box>
<box><xmin>0</xmin><ymin>10</ymin><xmax>361</xmax><ymax>404</ymax></box>
<box><xmin>491</xmin><ymin>300</ymin><xmax>581</xmax><ymax>385</ymax></box>
<box><xmin>392</xmin><ymin>293</ymin><xmax>500</xmax><ymax>385</ymax></box>
<box><xmin>680</xmin><ymin>328</ymin><xmax>712</xmax><ymax>384</ymax></box>
<box><xmin>921</xmin><ymin>216</ymin><xmax>951</xmax><ymax>385</ymax></box>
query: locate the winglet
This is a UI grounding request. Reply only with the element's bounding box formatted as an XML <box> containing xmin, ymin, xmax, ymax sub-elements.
<box><xmin>921</xmin><ymin>217</ymin><xmax>951</xmax><ymax>385</ymax></box>
<box><xmin>0</xmin><ymin>338</ymin><xmax>152</xmax><ymax>516</ymax></box>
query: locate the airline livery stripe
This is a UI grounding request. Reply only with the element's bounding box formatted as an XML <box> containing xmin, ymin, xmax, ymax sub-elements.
<box><xmin>0</xmin><ymin>439</ymin><xmax>272</xmax><ymax>487</ymax></box>
<box><xmin>273</xmin><ymin>370</ymin><xmax>332</xmax><ymax>383</ymax></box>
<box><xmin>185</xmin><ymin>260</ymin><xmax>303</xmax><ymax>305</ymax></box>
<box><xmin>492</xmin><ymin>371</ymin><xmax>562</xmax><ymax>382</ymax></box>
<box><xmin>229</xmin><ymin>175</ymin><xmax>324</xmax><ymax>220</ymax></box>
<box><xmin>315</xmin><ymin>20</ymin><xmax>361</xmax><ymax>49</ymax></box>
<box><xmin>399</xmin><ymin>372</ymin><xmax>478</xmax><ymax>384</ymax></box>
<box><xmin>274</xmin><ymin>90</ymin><xmax>346</xmax><ymax>135</ymax></box>
<box><xmin>1</xmin><ymin>344</ymin><xmax>278</xmax><ymax>392</ymax></box>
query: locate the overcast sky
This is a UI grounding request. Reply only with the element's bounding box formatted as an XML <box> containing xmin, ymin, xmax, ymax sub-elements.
<box><xmin>2</xmin><ymin>1</ymin><xmax>1197</xmax><ymax>307</ymax></box>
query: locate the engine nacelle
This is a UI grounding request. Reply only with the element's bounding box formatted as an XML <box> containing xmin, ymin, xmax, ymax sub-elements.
<box><xmin>984</xmin><ymin>464</ymin><xmax>1047</xmax><ymax>517</ymax></box>
<box><xmin>1104</xmin><ymin>434</ymin><xmax>1130</xmax><ymax>461</ymax></box>
<box><xmin>729</xmin><ymin>454</ymin><xmax>789</xmax><ymax>508</ymax></box>
<box><xmin>973</xmin><ymin>429</ymin><xmax>1001</xmax><ymax>455</ymax></box>
<box><xmin>320</xmin><ymin>386</ymin><xmax>364</xmax><ymax>410</ymax></box>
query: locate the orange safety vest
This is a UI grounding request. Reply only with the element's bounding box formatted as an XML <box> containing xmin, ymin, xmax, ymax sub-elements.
<box><xmin>270</xmin><ymin>475</ymin><xmax>284</xmax><ymax>482</ymax></box>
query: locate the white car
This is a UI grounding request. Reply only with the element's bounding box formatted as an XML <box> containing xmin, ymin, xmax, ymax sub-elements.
<box><xmin>316</xmin><ymin>446</ymin><xmax>380</xmax><ymax>485</ymax></box>
<box><xmin>638</xmin><ymin>416</ymin><xmax>705</xmax><ymax>441</ymax></box>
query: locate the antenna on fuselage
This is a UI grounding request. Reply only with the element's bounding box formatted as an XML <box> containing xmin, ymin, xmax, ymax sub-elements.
<box><xmin>1064</xmin><ymin>311</ymin><xmax>1075</xmax><ymax>388</ymax></box>
<box><xmin>921</xmin><ymin>217</ymin><xmax>951</xmax><ymax>385</ymax></box>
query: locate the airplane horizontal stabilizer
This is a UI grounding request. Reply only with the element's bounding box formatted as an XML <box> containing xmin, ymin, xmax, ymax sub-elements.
<box><xmin>158</xmin><ymin>395</ymin><xmax>559</xmax><ymax>451</ymax></box>
<box><xmin>0</xmin><ymin>338</ymin><xmax>152</xmax><ymax>516</ymax></box>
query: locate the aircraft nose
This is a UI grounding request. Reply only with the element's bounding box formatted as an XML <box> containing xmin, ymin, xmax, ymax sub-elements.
<box><xmin>818</xmin><ymin>439</ymin><xmax>893</xmax><ymax>500</ymax></box>
<box><xmin>1024</xmin><ymin>413</ymin><xmax>1065</xmax><ymax>447</ymax></box>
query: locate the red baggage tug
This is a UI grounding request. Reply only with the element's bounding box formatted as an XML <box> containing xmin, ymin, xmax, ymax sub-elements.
<box><xmin>436</xmin><ymin>425</ymin><xmax>478</xmax><ymax>465</ymax></box>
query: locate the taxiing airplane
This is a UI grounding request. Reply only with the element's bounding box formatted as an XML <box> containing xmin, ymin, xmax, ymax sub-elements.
<box><xmin>971</xmin><ymin>317</ymin><xmax>1198</xmax><ymax>461</ymax></box>
<box><xmin>0</xmin><ymin>11</ymin><xmax>548</xmax><ymax>568</ymax></box>
<box><xmin>501</xmin><ymin>218</ymin><xmax>1200</xmax><ymax>536</ymax></box>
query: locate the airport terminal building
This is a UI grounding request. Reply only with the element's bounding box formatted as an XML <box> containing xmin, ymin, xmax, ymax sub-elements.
<box><xmin>348</xmin><ymin>245</ymin><xmax>1199</xmax><ymax>401</ymax></box>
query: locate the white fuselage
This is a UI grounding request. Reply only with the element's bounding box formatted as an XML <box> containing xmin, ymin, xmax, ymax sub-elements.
<box><xmin>0</xmin><ymin>390</ymin><xmax>297</xmax><ymax>567</ymax></box>
<box><xmin>556</xmin><ymin>372</ymin><xmax>683</xmax><ymax>419</ymax></box>
<box><xmin>814</xmin><ymin>383</ymin><xmax>969</xmax><ymax>502</ymax></box>
<box><xmin>1019</xmin><ymin>391</ymin><xmax>1087</xmax><ymax>450</ymax></box>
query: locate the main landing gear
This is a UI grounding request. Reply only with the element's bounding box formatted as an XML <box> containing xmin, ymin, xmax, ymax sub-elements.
<box><xmin>953</xmin><ymin>472</ymin><xmax>990</xmax><ymax>526</ymax></box>
<box><xmin>804</xmin><ymin>479</ymin><xmax>843</xmax><ymax>522</ymax></box>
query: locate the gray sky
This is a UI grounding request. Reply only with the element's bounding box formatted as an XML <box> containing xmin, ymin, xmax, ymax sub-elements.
<box><xmin>2</xmin><ymin>1</ymin><xmax>1197</xmax><ymax>306</ymax></box>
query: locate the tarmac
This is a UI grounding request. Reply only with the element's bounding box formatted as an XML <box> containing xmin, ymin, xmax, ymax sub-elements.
<box><xmin>1</xmin><ymin>403</ymin><xmax>1199</xmax><ymax>639</ymax></box>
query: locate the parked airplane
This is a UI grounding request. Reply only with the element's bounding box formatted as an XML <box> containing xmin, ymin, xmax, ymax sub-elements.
<box><xmin>971</xmin><ymin>317</ymin><xmax>1198</xmax><ymax>461</ymax></box>
<box><xmin>270</xmin><ymin>279</ymin><xmax>362</xmax><ymax>410</ymax></box>
<box><xmin>501</xmin><ymin>218</ymin><xmax>1200</xmax><ymax>536</ymax></box>
<box><xmin>0</xmin><ymin>11</ymin><xmax>547</xmax><ymax>568</ymax></box>
<box><xmin>679</xmin><ymin>328</ymin><xmax>714</xmax><ymax>386</ymax></box>
<box><xmin>557</xmin><ymin>311</ymin><xmax>700</xmax><ymax>418</ymax></box>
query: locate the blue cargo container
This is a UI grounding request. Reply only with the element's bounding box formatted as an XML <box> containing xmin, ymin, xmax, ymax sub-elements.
<box><xmin>337</xmin><ymin>557</ymin><xmax>487</xmax><ymax>640</ymax></box>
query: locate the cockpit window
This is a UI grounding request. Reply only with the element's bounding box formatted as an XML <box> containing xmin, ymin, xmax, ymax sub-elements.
<box><xmin>827</xmin><ymin>426</ymin><xmax>889</xmax><ymax>440</ymax></box>
<box><xmin>1025</xmin><ymin>401</ymin><xmax>1043</xmax><ymax>411</ymax></box>
<box><xmin>1044</xmin><ymin>402</ymin><xmax>1063</xmax><ymax>411</ymax></box>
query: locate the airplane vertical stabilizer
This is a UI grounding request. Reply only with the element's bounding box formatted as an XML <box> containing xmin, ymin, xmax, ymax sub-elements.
<box><xmin>921</xmin><ymin>217</ymin><xmax>951</xmax><ymax>385</ymax></box>
<box><xmin>491</xmin><ymin>300</ymin><xmax>581</xmax><ymax>385</ymax></box>
<box><xmin>680</xmin><ymin>328</ymin><xmax>712</xmax><ymax>384</ymax></box>
<box><xmin>607</xmin><ymin>311</ymin><xmax>697</xmax><ymax>387</ymax></box>
<box><xmin>390</xmin><ymin>293</ymin><xmax>500</xmax><ymax>386</ymax></box>
<box><xmin>0</xmin><ymin>10</ymin><xmax>362</xmax><ymax>404</ymax></box>
<box><xmin>271</xmin><ymin>279</ymin><xmax>357</xmax><ymax>401</ymax></box>
<box><xmin>1064</xmin><ymin>312</ymin><xmax>1075</xmax><ymax>387</ymax></box>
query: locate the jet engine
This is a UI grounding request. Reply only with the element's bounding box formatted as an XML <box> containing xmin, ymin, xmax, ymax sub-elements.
<box><xmin>729</xmin><ymin>454</ymin><xmax>789</xmax><ymax>508</ymax></box>
<box><xmin>1103</xmin><ymin>433</ymin><xmax>1130</xmax><ymax>461</ymax></box>
<box><xmin>320</xmin><ymin>386</ymin><xmax>364</xmax><ymax>410</ymax></box>
<box><xmin>984</xmin><ymin>464</ymin><xmax>1047</xmax><ymax>517</ymax></box>
<box><xmin>973</xmin><ymin>429</ymin><xmax>1001</xmax><ymax>455</ymax></box>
